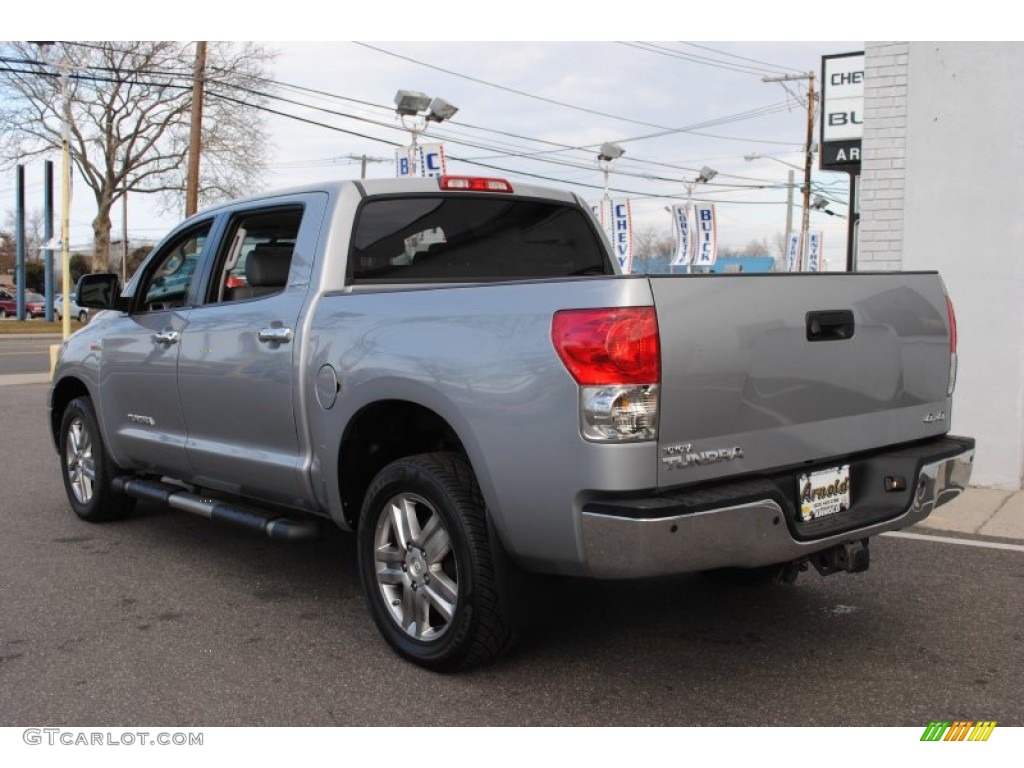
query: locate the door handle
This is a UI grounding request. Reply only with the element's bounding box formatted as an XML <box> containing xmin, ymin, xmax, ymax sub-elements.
<box><xmin>257</xmin><ymin>327</ymin><xmax>293</xmax><ymax>344</ymax></box>
<box><xmin>153</xmin><ymin>330</ymin><xmax>180</xmax><ymax>345</ymax></box>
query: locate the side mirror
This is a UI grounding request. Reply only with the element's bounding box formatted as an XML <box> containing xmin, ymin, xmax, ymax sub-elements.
<box><xmin>76</xmin><ymin>273</ymin><xmax>128</xmax><ymax>311</ymax></box>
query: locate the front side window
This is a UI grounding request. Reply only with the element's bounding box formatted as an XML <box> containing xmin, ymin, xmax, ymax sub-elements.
<box><xmin>137</xmin><ymin>226</ymin><xmax>211</xmax><ymax>311</ymax></box>
<box><xmin>351</xmin><ymin>196</ymin><xmax>611</xmax><ymax>283</ymax></box>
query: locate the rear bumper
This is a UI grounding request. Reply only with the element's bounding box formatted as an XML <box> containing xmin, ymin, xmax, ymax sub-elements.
<box><xmin>580</xmin><ymin>436</ymin><xmax>975</xmax><ymax>578</ymax></box>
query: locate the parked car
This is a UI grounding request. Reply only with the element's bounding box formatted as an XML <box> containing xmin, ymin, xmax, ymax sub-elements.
<box><xmin>0</xmin><ymin>289</ymin><xmax>47</xmax><ymax>318</ymax></box>
<box><xmin>0</xmin><ymin>288</ymin><xmax>13</xmax><ymax>318</ymax></box>
<box><xmin>54</xmin><ymin>293</ymin><xmax>89</xmax><ymax>323</ymax></box>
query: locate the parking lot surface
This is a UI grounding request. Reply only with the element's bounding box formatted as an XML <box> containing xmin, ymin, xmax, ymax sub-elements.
<box><xmin>1</xmin><ymin>381</ymin><xmax>1021</xmax><ymax>726</ymax></box>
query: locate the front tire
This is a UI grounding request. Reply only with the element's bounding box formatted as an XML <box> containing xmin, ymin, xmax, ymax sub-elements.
<box><xmin>59</xmin><ymin>396</ymin><xmax>134</xmax><ymax>522</ymax></box>
<box><xmin>77</xmin><ymin>310</ymin><xmax>88</xmax><ymax>322</ymax></box>
<box><xmin>357</xmin><ymin>452</ymin><xmax>515</xmax><ymax>671</ymax></box>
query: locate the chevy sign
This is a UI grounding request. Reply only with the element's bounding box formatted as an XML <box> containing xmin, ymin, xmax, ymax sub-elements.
<box><xmin>820</xmin><ymin>52</ymin><xmax>864</xmax><ymax>170</ymax></box>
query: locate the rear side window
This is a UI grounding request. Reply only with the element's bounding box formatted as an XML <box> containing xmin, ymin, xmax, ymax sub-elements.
<box><xmin>350</xmin><ymin>196</ymin><xmax>611</xmax><ymax>282</ymax></box>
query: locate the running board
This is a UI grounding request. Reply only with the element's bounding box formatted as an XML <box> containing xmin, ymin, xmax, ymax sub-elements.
<box><xmin>112</xmin><ymin>477</ymin><xmax>320</xmax><ymax>542</ymax></box>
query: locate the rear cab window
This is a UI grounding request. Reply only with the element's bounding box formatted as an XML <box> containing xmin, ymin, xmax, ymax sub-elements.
<box><xmin>350</xmin><ymin>196</ymin><xmax>612</xmax><ymax>283</ymax></box>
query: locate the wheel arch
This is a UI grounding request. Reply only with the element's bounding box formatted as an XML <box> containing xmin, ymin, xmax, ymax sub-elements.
<box><xmin>49</xmin><ymin>376</ymin><xmax>92</xmax><ymax>450</ymax></box>
<box><xmin>337</xmin><ymin>399</ymin><xmax>470</xmax><ymax>529</ymax></box>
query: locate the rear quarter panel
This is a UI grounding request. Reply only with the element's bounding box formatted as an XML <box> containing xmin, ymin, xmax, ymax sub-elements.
<box><xmin>307</xmin><ymin>277</ymin><xmax>655</xmax><ymax>574</ymax></box>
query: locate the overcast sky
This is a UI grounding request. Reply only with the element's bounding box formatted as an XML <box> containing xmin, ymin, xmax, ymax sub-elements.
<box><xmin>262</xmin><ymin>40</ymin><xmax>860</xmax><ymax>265</ymax></box>
<box><xmin>2</xmin><ymin>5</ymin><xmax>887</xmax><ymax>267</ymax></box>
<box><xmin>3</xmin><ymin>39</ymin><xmax>860</xmax><ymax>267</ymax></box>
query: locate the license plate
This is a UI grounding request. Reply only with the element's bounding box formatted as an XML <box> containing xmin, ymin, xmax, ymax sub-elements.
<box><xmin>798</xmin><ymin>464</ymin><xmax>851</xmax><ymax>522</ymax></box>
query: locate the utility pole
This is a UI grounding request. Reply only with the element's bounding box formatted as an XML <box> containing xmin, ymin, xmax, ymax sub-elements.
<box><xmin>340</xmin><ymin>154</ymin><xmax>387</xmax><ymax>179</ymax></box>
<box><xmin>763</xmin><ymin>71</ymin><xmax>816</xmax><ymax>271</ymax></box>
<box><xmin>185</xmin><ymin>41</ymin><xmax>207</xmax><ymax>218</ymax></box>
<box><xmin>800</xmin><ymin>72</ymin><xmax>816</xmax><ymax>272</ymax></box>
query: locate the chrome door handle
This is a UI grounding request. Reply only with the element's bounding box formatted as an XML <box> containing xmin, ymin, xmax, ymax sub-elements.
<box><xmin>153</xmin><ymin>330</ymin><xmax>180</xmax><ymax>345</ymax></box>
<box><xmin>257</xmin><ymin>327</ymin><xmax>293</xmax><ymax>344</ymax></box>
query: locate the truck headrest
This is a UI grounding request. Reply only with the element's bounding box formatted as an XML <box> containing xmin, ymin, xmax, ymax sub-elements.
<box><xmin>246</xmin><ymin>245</ymin><xmax>293</xmax><ymax>287</ymax></box>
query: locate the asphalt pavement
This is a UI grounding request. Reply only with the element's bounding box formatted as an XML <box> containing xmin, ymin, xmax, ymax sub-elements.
<box><xmin>1</xmin><ymin>335</ymin><xmax>1021</xmax><ymax>726</ymax></box>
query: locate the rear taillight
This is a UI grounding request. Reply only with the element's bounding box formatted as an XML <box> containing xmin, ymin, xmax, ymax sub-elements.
<box><xmin>552</xmin><ymin>308</ymin><xmax>660</xmax><ymax>442</ymax></box>
<box><xmin>946</xmin><ymin>295</ymin><xmax>958</xmax><ymax>396</ymax></box>
<box><xmin>438</xmin><ymin>175</ymin><xmax>513</xmax><ymax>193</ymax></box>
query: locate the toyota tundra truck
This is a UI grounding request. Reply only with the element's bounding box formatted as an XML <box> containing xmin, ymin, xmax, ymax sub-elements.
<box><xmin>48</xmin><ymin>175</ymin><xmax>974</xmax><ymax>670</ymax></box>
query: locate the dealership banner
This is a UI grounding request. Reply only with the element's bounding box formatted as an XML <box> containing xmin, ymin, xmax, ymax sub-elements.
<box><xmin>417</xmin><ymin>144</ymin><xmax>447</xmax><ymax>178</ymax></box>
<box><xmin>806</xmin><ymin>232</ymin><xmax>823</xmax><ymax>272</ymax></box>
<box><xmin>395</xmin><ymin>144</ymin><xmax>447</xmax><ymax>177</ymax></box>
<box><xmin>691</xmin><ymin>203</ymin><xmax>718</xmax><ymax>268</ymax></box>
<box><xmin>670</xmin><ymin>205</ymin><xmax>691</xmax><ymax>266</ymax></box>
<box><xmin>608</xmin><ymin>199</ymin><xmax>633</xmax><ymax>273</ymax></box>
<box><xmin>395</xmin><ymin>147</ymin><xmax>417</xmax><ymax>178</ymax></box>
<box><xmin>786</xmin><ymin>233</ymin><xmax>801</xmax><ymax>272</ymax></box>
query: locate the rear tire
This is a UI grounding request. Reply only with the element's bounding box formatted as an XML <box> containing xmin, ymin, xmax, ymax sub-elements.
<box><xmin>77</xmin><ymin>310</ymin><xmax>87</xmax><ymax>322</ymax></box>
<box><xmin>59</xmin><ymin>396</ymin><xmax>135</xmax><ymax>522</ymax></box>
<box><xmin>357</xmin><ymin>452</ymin><xmax>516</xmax><ymax>671</ymax></box>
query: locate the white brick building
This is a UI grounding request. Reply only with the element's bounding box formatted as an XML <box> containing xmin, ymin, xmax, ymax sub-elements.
<box><xmin>859</xmin><ymin>42</ymin><xmax>1024</xmax><ymax>488</ymax></box>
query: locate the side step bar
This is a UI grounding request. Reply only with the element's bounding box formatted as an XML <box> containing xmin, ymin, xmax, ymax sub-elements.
<box><xmin>112</xmin><ymin>477</ymin><xmax>320</xmax><ymax>542</ymax></box>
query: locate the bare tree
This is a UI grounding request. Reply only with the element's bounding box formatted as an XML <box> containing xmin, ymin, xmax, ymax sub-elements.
<box><xmin>632</xmin><ymin>224</ymin><xmax>675</xmax><ymax>273</ymax></box>
<box><xmin>0</xmin><ymin>41</ymin><xmax>274</xmax><ymax>268</ymax></box>
<box><xmin>3</xmin><ymin>208</ymin><xmax>45</xmax><ymax>261</ymax></box>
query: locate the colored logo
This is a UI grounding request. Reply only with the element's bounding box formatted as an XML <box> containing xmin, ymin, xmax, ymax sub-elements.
<box><xmin>920</xmin><ymin>721</ymin><xmax>996</xmax><ymax>741</ymax></box>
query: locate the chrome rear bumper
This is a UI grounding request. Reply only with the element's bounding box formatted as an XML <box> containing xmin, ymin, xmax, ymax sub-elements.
<box><xmin>581</xmin><ymin>439</ymin><xmax>974</xmax><ymax>579</ymax></box>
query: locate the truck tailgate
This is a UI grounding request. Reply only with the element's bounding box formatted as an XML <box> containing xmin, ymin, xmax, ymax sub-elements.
<box><xmin>651</xmin><ymin>273</ymin><xmax>954</xmax><ymax>489</ymax></box>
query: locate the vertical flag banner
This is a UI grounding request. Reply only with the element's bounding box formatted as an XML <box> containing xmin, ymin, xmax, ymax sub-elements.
<box><xmin>806</xmin><ymin>231</ymin><xmax>823</xmax><ymax>272</ymax></box>
<box><xmin>692</xmin><ymin>203</ymin><xmax>718</xmax><ymax>268</ymax></box>
<box><xmin>786</xmin><ymin>233</ymin><xmax>801</xmax><ymax>272</ymax></box>
<box><xmin>670</xmin><ymin>205</ymin><xmax>691</xmax><ymax>266</ymax></box>
<box><xmin>610</xmin><ymin>199</ymin><xmax>633</xmax><ymax>273</ymax></box>
<box><xmin>418</xmin><ymin>143</ymin><xmax>447</xmax><ymax>178</ymax></box>
<box><xmin>395</xmin><ymin>147</ymin><xmax>417</xmax><ymax>178</ymax></box>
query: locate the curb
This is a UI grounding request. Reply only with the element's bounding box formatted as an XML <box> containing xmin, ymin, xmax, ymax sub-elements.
<box><xmin>0</xmin><ymin>373</ymin><xmax>50</xmax><ymax>386</ymax></box>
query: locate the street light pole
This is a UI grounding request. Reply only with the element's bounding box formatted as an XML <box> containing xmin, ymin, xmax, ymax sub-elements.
<box><xmin>785</xmin><ymin>169</ymin><xmax>794</xmax><ymax>255</ymax></box>
<box><xmin>683</xmin><ymin>166</ymin><xmax>717</xmax><ymax>274</ymax></box>
<box><xmin>394</xmin><ymin>91</ymin><xmax>458</xmax><ymax>175</ymax></box>
<box><xmin>744</xmin><ymin>154</ymin><xmax>797</xmax><ymax>264</ymax></box>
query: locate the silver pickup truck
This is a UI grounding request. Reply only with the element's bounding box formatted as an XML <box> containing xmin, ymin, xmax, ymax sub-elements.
<box><xmin>49</xmin><ymin>175</ymin><xmax>974</xmax><ymax>670</ymax></box>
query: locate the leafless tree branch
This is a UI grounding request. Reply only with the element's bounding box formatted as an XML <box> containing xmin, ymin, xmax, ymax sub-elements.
<box><xmin>0</xmin><ymin>40</ymin><xmax>275</xmax><ymax>266</ymax></box>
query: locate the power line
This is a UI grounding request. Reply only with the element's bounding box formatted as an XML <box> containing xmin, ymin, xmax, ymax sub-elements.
<box><xmin>2</xmin><ymin>51</ymin><xmax>813</xmax><ymax>210</ymax></box>
<box><xmin>618</xmin><ymin>42</ymin><xmax>778</xmax><ymax>77</ymax></box>
<box><xmin>352</xmin><ymin>41</ymin><xmax>677</xmax><ymax>131</ymax></box>
<box><xmin>677</xmin><ymin>42</ymin><xmax>809</xmax><ymax>76</ymax></box>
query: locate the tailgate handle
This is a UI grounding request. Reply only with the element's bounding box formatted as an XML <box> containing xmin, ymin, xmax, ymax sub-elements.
<box><xmin>806</xmin><ymin>310</ymin><xmax>854</xmax><ymax>341</ymax></box>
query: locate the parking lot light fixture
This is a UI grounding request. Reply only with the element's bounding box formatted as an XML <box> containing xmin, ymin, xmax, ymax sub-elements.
<box><xmin>597</xmin><ymin>142</ymin><xmax>625</xmax><ymax>200</ymax></box>
<box><xmin>395</xmin><ymin>91</ymin><xmax>458</xmax><ymax>147</ymax></box>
